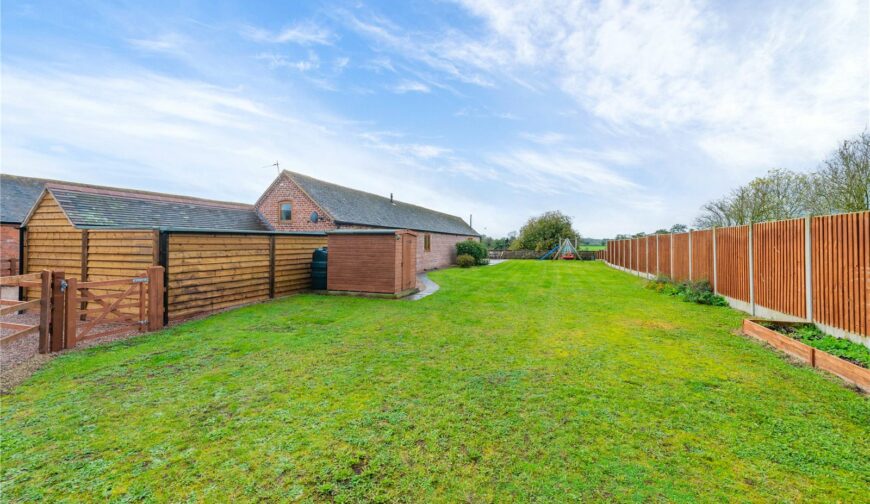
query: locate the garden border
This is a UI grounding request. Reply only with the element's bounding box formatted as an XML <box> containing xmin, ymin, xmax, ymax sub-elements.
<box><xmin>742</xmin><ymin>319</ymin><xmax>870</xmax><ymax>393</ymax></box>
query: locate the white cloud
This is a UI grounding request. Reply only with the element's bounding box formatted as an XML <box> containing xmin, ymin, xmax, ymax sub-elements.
<box><xmin>346</xmin><ymin>0</ymin><xmax>868</xmax><ymax>176</ymax></box>
<box><xmin>519</xmin><ymin>132</ymin><xmax>567</xmax><ymax>145</ymax></box>
<box><xmin>391</xmin><ymin>80</ymin><xmax>430</xmax><ymax>94</ymax></box>
<box><xmin>241</xmin><ymin>22</ymin><xmax>334</xmax><ymax>45</ymax></box>
<box><xmin>0</xmin><ymin>66</ymin><xmax>499</xmax><ymax>229</ymax></box>
<box><xmin>128</xmin><ymin>33</ymin><xmax>187</xmax><ymax>53</ymax></box>
<box><xmin>256</xmin><ymin>51</ymin><xmax>320</xmax><ymax>72</ymax></box>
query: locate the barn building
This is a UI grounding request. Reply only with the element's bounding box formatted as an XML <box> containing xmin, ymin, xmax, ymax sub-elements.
<box><xmin>256</xmin><ymin>170</ymin><xmax>479</xmax><ymax>271</ymax></box>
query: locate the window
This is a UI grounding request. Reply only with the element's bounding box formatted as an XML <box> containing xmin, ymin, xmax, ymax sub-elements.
<box><xmin>279</xmin><ymin>202</ymin><xmax>292</xmax><ymax>221</ymax></box>
<box><xmin>424</xmin><ymin>233</ymin><xmax>431</xmax><ymax>252</ymax></box>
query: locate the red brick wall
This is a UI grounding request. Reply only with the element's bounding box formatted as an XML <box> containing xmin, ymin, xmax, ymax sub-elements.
<box><xmin>1</xmin><ymin>224</ymin><xmax>20</xmax><ymax>275</ymax></box>
<box><xmin>256</xmin><ymin>175</ymin><xmax>335</xmax><ymax>232</ymax></box>
<box><xmin>257</xmin><ymin>174</ymin><xmax>478</xmax><ymax>272</ymax></box>
<box><xmin>417</xmin><ymin>233</ymin><xmax>478</xmax><ymax>272</ymax></box>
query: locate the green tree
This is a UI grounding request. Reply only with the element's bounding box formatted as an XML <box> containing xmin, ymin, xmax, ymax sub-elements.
<box><xmin>512</xmin><ymin>211</ymin><xmax>580</xmax><ymax>252</ymax></box>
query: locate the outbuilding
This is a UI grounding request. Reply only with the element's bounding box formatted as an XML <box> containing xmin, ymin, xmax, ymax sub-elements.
<box><xmin>326</xmin><ymin>229</ymin><xmax>418</xmax><ymax>297</ymax></box>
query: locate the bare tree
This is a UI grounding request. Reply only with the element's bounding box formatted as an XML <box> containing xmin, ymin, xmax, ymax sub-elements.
<box><xmin>808</xmin><ymin>131</ymin><xmax>870</xmax><ymax>214</ymax></box>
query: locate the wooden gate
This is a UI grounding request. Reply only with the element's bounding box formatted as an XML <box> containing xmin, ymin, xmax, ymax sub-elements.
<box><xmin>0</xmin><ymin>271</ymin><xmax>51</xmax><ymax>352</ymax></box>
<box><xmin>63</xmin><ymin>266</ymin><xmax>164</xmax><ymax>349</ymax></box>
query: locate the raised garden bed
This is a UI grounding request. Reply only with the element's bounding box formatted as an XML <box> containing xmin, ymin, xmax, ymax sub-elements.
<box><xmin>742</xmin><ymin>319</ymin><xmax>870</xmax><ymax>393</ymax></box>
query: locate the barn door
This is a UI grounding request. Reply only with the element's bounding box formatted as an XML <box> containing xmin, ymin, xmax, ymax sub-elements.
<box><xmin>401</xmin><ymin>235</ymin><xmax>415</xmax><ymax>290</ymax></box>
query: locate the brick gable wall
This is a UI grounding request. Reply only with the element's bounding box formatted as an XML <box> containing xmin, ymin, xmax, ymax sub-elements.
<box><xmin>256</xmin><ymin>173</ymin><xmax>479</xmax><ymax>272</ymax></box>
<box><xmin>256</xmin><ymin>175</ymin><xmax>336</xmax><ymax>232</ymax></box>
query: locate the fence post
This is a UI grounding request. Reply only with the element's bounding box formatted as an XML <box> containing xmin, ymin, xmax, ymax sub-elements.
<box><xmin>49</xmin><ymin>271</ymin><xmax>65</xmax><ymax>353</ymax></box>
<box><xmin>64</xmin><ymin>277</ymin><xmax>77</xmax><ymax>349</ymax></box>
<box><xmin>147</xmin><ymin>266</ymin><xmax>165</xmax><ymax>331</ymax></box>
<box><xmin>655</xmin><ymin>234</ymin><xmax>659</xmax><ymax>276</ymax></box>
<box><xmin>688</xmin><ymin>230</ymin><xmax>693</xmax><ymax>282</ymax></box>
<box><xmin>805</xmin><ymin>216</ymin><xmax>813</xmax><ymax>322</ymax></box>
<box><xmin>712</xmin><ymin>227</ymin><xmax>718</xmax><ymax>294</ymax></box>
<box><xmin>38</xmin><ymin>270</ymin><xmax>51</xmax><ymax>354</ymax></box>
<box><xmin>670</xmin><ymin>234</ymin><xmax>674</xmax><ymax>278</ymax></box>
<box><xmin>645</xmin><ymin>236</ymin><xmax>650</xmax><ymax>278</ymax></box>
<box><xmin>269</xmin><ymin>235</ymin><xmax>276</xmax><ymax>299</ymax></box>
<box><xmin>748</xmin><ymin>222</ymin><xmax>756</xmax><ymax>316</ymax></box>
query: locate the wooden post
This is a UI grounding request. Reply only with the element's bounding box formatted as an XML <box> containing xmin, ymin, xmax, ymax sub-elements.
<box><xmin>147</xmin><ymin>266</ymin><xmax>165</xmax><ymax>331</ymax></box>
<box><xmin>158</xmin><ymin>232</ymin><xmax>169</xmax><ymax>326</ymax></box>
<box><xmin>688</xmin><ymin>230</ymin><xmax>693</xmax><ymax>282</ymax></box>
<box><xmin>50</xmin><ymin>271</ymin><xmax>66</xmax><ymax>353</ymax></box>
<box><xmin>269</xmin><ymin>235</ymin><xmax>276</xmax><ymax>299</ymax></box>
<box><xmin>138</xmin><ymin>281</ymin><xmax>146</xmax><ymax>332</ymax></box>
<box><xmin>38</xmin><ymin>270</ymin><xmax>51</xmax><ymax>354</ymax></box>
<box><xmin>670</xmin><ymin>234</ymin><xmax>674</xmax><ymax>278</ymax></box>
<box><xmin>80</xmin><ymin>229</ymin><xmax>89</xmax><ymax>321</ymax></box>
<box><xmin>64</xmin><ymin>277</ymin><xmax>77</xmax><ymax>349</ymax></box>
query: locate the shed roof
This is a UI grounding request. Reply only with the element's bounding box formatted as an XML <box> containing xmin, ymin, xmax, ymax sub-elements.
<box><xmin>0</xmin><ymin>175</ymin><xmax>48</xmax><ymax>223</ymax></box>
<box><xmin>24</xmin><ymin>184</ymin><xmax>269</xmax><ymax>231</ymax></box>
<box><xmin>282</xmin><ymin>170</ymin><xmax>479</xmax><ymax>236</ymax></box>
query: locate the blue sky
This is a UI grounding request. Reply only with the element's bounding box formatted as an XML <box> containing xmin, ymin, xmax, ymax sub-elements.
<box><xmin>2</xmin><ymin>0</ymin><xmax>867</xmax><ymax>237</ymax></box>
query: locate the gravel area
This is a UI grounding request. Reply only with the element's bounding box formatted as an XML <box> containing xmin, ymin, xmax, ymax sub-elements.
<box><xmin>1</xmin><ymin>311</ymin><xmax>145</xmax><ymax>394</ymax></box>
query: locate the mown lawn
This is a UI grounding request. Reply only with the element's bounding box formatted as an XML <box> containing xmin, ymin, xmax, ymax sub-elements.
<box><xmin>2</xmin><ymin>261</ymin><xmax>868</xmax><ymax>502</ymax></box>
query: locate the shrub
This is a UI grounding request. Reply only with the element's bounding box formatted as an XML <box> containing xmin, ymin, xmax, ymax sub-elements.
<box><xmin>456</xmin><ymin>254</ymin><xmax>476</xmax><ymax>268</ymax></box>
<box><xmin>456</xmin><ymin>240</ymin><xmax>488</xmax><ymax>265</ymax></box>
<box><xmin>646</xmin><ymin>278</ymin><xmax>727</xmax><ymax>306</ymax></box>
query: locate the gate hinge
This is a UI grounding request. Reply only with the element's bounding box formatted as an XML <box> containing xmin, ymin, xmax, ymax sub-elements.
<box><xmin>60</xmin><ymin>279</ymin><xmax>68</xmax><ymax>292</ymax></box>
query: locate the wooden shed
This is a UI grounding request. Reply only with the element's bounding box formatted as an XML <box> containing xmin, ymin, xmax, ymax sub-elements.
<box><xmin>20</xmin><ymin>185</ymin><xmax>326</xmax><ymax>322</ymax></box>
<box><xmin>326</xmin><ymin>229</ymin><xmax>418</xmax><ymax>297</ymax></box>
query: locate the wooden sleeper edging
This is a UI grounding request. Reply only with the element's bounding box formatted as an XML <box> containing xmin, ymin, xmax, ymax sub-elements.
<box><xmin>742</xmin><ymin>319</ymin><xmax>870</xmax><ymax>393</ymax></box>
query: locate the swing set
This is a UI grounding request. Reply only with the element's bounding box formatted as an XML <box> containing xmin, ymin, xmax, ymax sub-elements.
<box><xmin>539</xmin><ymin>238</ymin><xmax>581</xmax><ymax>260</ymax></box>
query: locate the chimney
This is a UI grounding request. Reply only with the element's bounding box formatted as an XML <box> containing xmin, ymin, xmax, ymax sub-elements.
<box><xmin>390</xmin><ymin>193</ymin><xmax>394</xmax><ymax>204</ymax></box>
<box><xmin>469</xmin><ymin>214</ymin><xmax>473</xmax><ymax>227</ymax></box>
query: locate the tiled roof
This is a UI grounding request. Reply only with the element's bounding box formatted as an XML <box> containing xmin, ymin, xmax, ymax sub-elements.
<box><xmin>0</xmin><ymin>175</ymin><xmax>48</xmax><ymax>223</ymax></box>
<box><xmin>45</xmin><ymin>186</ymin><xmax>269</xmax><ymax>231</ymax></box>
<box><xmin>284</xmin><ymin>171</ymin><xmax>479</xmax><ymax>236</ymax></box>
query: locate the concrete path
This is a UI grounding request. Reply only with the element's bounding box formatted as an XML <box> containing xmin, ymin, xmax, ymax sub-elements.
<box><xmin>407</xmin><ymin>272</ymin><xmax>440</xmax><ymax>300</ymax></box>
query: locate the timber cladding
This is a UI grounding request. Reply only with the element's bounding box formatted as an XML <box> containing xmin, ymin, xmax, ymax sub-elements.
<box><xmin>165</xmin><ymin>233</ymin><xmax>327</xmax><ymax>321</ymax></box>
<box><xmin>274</xmin><ymin>235</ymin><xmax>329</xmax><ymax>296</ymax></box>
<box><xmin>24</xmin><ymin>193</ymin><xmax>328</xmax><ymax>321</ymax></box>
<box><xmin>327</xmin><ymin>231</ymin><xmax>417</xmax><ymax>295</ymax></box>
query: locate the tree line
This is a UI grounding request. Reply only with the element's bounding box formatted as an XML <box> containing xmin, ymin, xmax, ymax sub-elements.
<box><xmin>693</xmin><ymin>131</ymin><xmax>869</xmax><ymax>229</ymax></box>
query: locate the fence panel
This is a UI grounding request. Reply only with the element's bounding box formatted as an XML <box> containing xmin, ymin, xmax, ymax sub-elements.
<box><xmin>657</xmin><ymin>234</ymin><xmax>671</xmax><ymax>278</ymax></box>
<box><xmin>167</xmin><ymin>234</ymin><xmax>271</xmax><ymax>321</ymax></box>
<box><xmin>691</xmin><ymin>229</ymin><xmax>714</xmax><ymax>282</ymax></box>
<box><xmin>812</xmin><ymin>212</ymin><xmax>868</xmax><ymax>337</ymax></box>
<box><xmin>716</xmin><ymin>225</ymin><xmax>750</xmax><ymax>302</ymax></box>
<box><xmin>672</xmin><ymin>233</ymin><xmax>690</xmax><ymax>282</ymax></box>
<box><xmin>753</xmin><ymin>219</ymin><xmax>806</xmax><ymax>319</ymax></box>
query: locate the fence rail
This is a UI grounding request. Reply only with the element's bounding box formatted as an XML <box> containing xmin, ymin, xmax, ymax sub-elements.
<box><xmin>604</xmin><ymin>211</ymin><xmax>870</xmax><ymax>345</ymax></box>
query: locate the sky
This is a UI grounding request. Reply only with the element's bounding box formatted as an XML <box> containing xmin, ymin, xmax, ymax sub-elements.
<box><xmin>1</xmin><ymin>0</ymin><xmax>868</xmax><ymax>238</ymax></box>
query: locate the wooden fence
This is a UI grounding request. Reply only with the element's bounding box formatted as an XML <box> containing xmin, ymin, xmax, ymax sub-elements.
<box><xmin>2</xmin><ymin>268</ymin><xmax>164</xmax><ymax>353</ymax></box>
<box><xmin>604</xmin><ymin>211</ymin><xmax>870</xmax><ymax>345</ymax></box>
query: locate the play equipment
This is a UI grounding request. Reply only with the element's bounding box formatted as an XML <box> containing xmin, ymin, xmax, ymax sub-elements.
<box><xmin>539</xmin><ymin>238</ymin><xmax>580</xmax><ymax>260</ymax></box>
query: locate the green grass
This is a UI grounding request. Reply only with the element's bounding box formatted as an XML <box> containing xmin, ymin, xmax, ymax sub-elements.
<box><xmin>579</xmin><ymin>245</ymin><xmax>605</xmax><ymax>251</ymax></box>
<box><xmin>2</xmin><ymin>262</ymin><xmax>868</xmax><ymax>502</ymax></box>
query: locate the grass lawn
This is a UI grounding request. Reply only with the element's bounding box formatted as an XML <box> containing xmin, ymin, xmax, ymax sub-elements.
<box><xmin>2</xmin><ymin>261</ymin><xmax>868</xmax><ymax>502</ymax></box>
<box><xmin>578</xmin><ymin>244</ymin><xmax>605</xmax><ymax>251</ymax></box>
